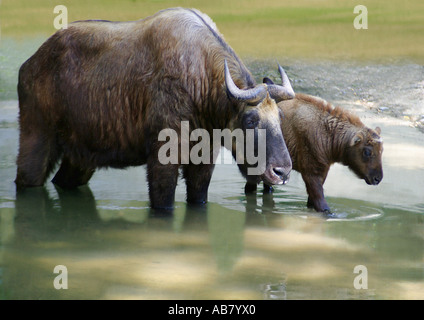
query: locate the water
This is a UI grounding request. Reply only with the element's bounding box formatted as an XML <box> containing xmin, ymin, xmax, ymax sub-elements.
<box><xmin>0</xmin><ymin>39</ymin><xmax>423</xmax><ymax>300</ymax></box>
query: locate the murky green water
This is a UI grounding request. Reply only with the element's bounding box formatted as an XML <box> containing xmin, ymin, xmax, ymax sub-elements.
<box><xmin>0</xmin><ymin>39</ymin><xmax>423</xmax><ymax>300</ymax></box>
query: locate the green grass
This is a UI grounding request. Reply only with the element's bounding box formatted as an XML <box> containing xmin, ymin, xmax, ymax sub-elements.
<box><xmin>1</xmin><ymin>0</ymin><xmax>423</xmax><ymax>61</ymax></box>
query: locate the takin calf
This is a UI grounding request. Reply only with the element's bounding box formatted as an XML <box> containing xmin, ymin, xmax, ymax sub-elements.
<box><xmin>245</xmin><ymin>92</ymin><xmax>384</xmax><ymax>213</ymax></box>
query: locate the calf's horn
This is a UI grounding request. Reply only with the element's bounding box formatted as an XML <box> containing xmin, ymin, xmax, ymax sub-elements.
<box><xmin>224</xmin><ymin>60</ymin><xmax>267</xmax><ymax>104</ymax></box>
<box><xmin>267</xmin><ymin>64</ymin><xmax>295</xmax><ymax>102</ymax></box>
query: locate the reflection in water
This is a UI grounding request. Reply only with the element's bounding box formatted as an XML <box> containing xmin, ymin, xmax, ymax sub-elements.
<box><xmin>4</xmin><ymin>186</ymin><xmax>255</xmax><ymax>299</ymax></box>
<box><xmin>261</xmin><ymin>275</ymin><xmax>287</xmax><ymax>300</ymax></box>
<box><xmin>1</xmin><ymin>184</ymin><xmax>422</xmax><ymax>300</ymax></box>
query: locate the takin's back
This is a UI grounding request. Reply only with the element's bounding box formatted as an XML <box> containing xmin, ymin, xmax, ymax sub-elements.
<box><xmin>18</xmin><ymin>7</ymin><xmax>244</xmax><ymax>119</ymax></box>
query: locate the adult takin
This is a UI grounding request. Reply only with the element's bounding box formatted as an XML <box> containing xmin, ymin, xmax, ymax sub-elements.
<box><xmin>15</xmin><ymin>8</ymin><xmax>294</xmax><ymax>209</ymax></box>
<box><xmin>245</xmin><ymin>92</ymin><xmax>384</xmax><ymax>213</ymax></box>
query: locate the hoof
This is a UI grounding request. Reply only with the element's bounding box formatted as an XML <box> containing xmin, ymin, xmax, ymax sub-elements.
<box><xmin>244</xmin><ymin>182</ymin><xmax>258</xmax><ymax>194</ymax></box>
<box><xmin>263</xmin><ymin>184</ymin><xmax>274</xmax><ymax>194</ymax></box>
<box><xmin>322</xmin><ymin>209</ymin><xmax>336</xmax><ymax>218</ymax></box>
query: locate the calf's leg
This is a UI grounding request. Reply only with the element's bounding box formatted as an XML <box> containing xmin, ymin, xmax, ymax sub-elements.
<box><xmin>302</xmin><ymin>173</ymin><xmax>331</xmax><ymax>213</ymax></box>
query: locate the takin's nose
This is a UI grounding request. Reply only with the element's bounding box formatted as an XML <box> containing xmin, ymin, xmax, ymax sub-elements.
<box><xmin>273</xmin><ymin>167</ymin><xmax>291</xmax><ymax>185</ymax></box>
<box><xmin>372</xmin><ymin>175</ymin><xmax>382</xmax><ymax>185</ymax></box>
<box><xmin>368</xmin><ymin>171</ymin><xmax>383</xmax><ymax>185</ymax></box>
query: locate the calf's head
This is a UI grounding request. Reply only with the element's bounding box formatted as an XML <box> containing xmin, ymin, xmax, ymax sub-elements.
<box><xmin>224</xmin><ymin>60</ymin><xmax>293</xmax><ymax>186</ymax></box>
<box><xmin>345</xmin><ymin>127</ymin><xmax>383</xmax><ymax>185</ymax></box>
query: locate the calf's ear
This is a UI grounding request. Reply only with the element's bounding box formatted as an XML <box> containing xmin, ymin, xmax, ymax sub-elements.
<box><xmin>350</xmin><ymin>133</ymin><xmax>362</xmax><ymax>147</ymax></box>
<box><xmin>263</xmin><ymin>77</ymin><xmax>274</xmax><ymax>85</ymax></box>
<box><xmin>375</xmin><ymin>127</ymin><xmax>381</xmax><ymax>135</ymax></box>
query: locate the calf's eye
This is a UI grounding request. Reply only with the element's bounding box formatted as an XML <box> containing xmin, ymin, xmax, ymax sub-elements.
<box><xmin>363</xmin><ymin>148</ymin><xmax>372</xmax><ymax>158</ymax></box>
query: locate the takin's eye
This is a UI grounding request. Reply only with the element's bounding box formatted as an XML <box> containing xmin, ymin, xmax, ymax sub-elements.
<box><xmin>243</xmin><ymin>111</ymin><xmax>260</xmax><ymax>129</ymax></box>
<box><xmin>362</xmin><ymin>148</ymin><xmax>372</xmax><ymax>159</ymax></box>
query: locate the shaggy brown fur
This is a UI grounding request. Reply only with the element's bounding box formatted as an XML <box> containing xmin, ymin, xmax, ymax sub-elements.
<box><xmin>15</xmin><ymin>8</ymin><xmax>293</xmax><ymax>209</ymax></box>
<box><xmin>246</xmin><ymin>92</ymin><xmax>384</xmax><ymax>213</ymax></box>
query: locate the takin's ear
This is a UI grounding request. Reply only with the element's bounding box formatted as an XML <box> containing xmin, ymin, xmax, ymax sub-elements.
<box><xmin>263</xmin><ymin>77</ymin><xmax>274</xmax><ymax>85</ymax></box>
<box><xmin>350</xmin><ymin>133</ymin><xmax>362</xmax><ymax>147</ymax></box>
<box><xmin>375</xmin><ymin>126</ymin><xmax>381</xmax><ymax>135</ymax></box>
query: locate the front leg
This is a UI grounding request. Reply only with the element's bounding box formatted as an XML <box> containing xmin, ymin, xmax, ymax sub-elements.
<box><xmin>244</xmin><ymin>181</ymin><xmax>258</xmax><ymax>194</ymax></box>
<box><xmin>263</xmin><ymin>183</ymin><xmax>273</xmax><ymax>194</ymax></box>
<box><xmin>302</xmin><ymin>170</ymin><xmax>330</xmax><ymax>213</ymax></box>
<box><xmin>183</xmin><ymin>163</ymin><xmax>215</xmax><ymax>205</ymax></box>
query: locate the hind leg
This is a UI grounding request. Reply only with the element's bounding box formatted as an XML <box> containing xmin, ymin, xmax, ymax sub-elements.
<box><xmin>52</xmin><ymin>157</ymin><xmax>95</xmax><ymax>189</ymax></box>
<box><xmin>147</xmin><ymin>157</ymin><xmax>180</xmax><ymax>210</ymax></box>
<box><xmin>15</xmin><ymin>131</ymin><xmax>60</xmax><ymax>188</ymax></box>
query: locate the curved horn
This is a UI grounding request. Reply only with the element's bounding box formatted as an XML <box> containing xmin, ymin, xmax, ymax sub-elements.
<box><xmin>267</xmin><ymin>64</ymin><xmax>295</xmax><ymax>103</ymax></box>
<box><xmin>224</xmin><ymin>60</ymin><xmax>267</xmax><ymax>104</ymax></box>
